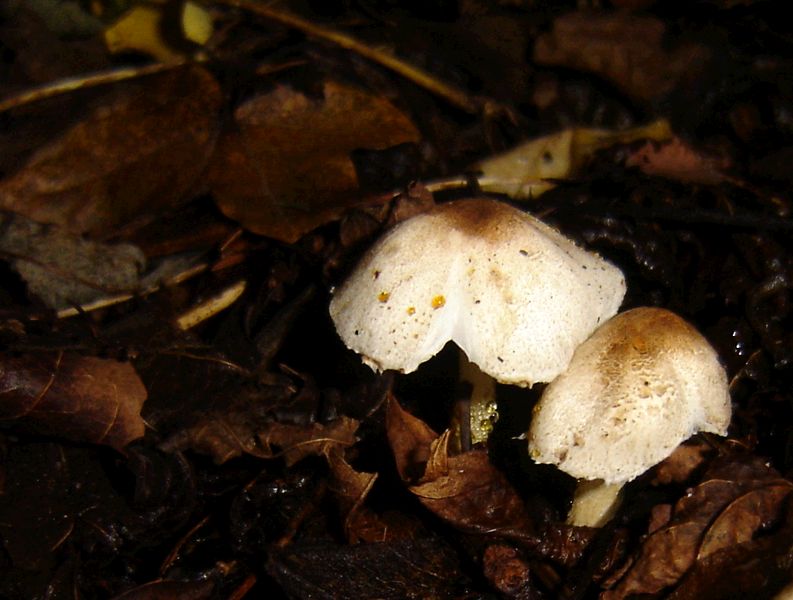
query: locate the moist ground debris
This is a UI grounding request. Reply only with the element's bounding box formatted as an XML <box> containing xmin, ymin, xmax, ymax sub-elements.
<box><xmin>1</xmin><ymin>1</ymin><xmax>793</xmax><ymax>598</ymax></box>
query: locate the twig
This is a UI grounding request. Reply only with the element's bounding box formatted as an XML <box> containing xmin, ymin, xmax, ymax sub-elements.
<box><xmin>0</xmin><ymin>61</ymin><xmax>193</xmax><ymax>114</ymax></box>
<box><xmin>212</xmin><ymin>0</ymin><xmax>485</xmax><ymax>114</ymax></box>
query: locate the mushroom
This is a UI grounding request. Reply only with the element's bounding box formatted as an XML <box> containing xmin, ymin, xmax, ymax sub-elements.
<box><xmin>528</xmin><ymin>307</ymin><xmax>732</xmax><ymax>527</ymax></box>
<box><xmin>329</xmin><ymin>198</ymin><xmax>626</xmax><ymax>442</ymax></box>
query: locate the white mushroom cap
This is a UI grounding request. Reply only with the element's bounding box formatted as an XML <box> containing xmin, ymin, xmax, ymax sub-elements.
<box><xmin>529</xmin><ymin>307</ymin><xmax>732</xmax><ymax>485</ymax></box>
<box><xmin>329</xmin><ymin>198</ymin><xmax>626</xmax><ymax>386</ymax></box>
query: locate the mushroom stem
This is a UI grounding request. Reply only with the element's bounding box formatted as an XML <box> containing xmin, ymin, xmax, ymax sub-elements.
<box><xmin>567</xmin><ymin>479</ymin><xmax>623</xmax><ymax>528</ymax></box>
<box><xmin>458</xmin><ymin>352</ymin><xmax>498</xmax><ymax>447</ymax></box>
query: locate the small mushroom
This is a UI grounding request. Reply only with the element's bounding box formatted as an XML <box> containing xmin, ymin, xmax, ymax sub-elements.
<box><xmin>330</xmin><ymin>198</ymin><xmax>626</xmax><ymax>442</ymax></box>
<box><xmin>528</xmin><ymin>307</ymin><xmax>732</xmax><ymax>527</ymax></box>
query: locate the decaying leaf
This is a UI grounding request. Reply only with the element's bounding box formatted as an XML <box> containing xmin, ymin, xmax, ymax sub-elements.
<box><xmin>533</xmin><ymin>13</ymin><xmax>711</xmax><ymax>102</ymax></box>
<box><xmin>110</xmin><ymin>579</ymin><xmax>215</xmax><ymax>600</ymax></box>
<box><xmin>0</xmin><ymin>352</ymin><xmax>147</xmax><ymax>450</ymax></box>
<box><xmin>476</xmin><ymin>119</ymin><xmax>673</xmax><ymax>198</ymax></box>
<box><xmin>624</xmin><ymin>137</ymin><xmax>731</xmax><ymax>185</ymax></box>
<box><xmin>326</xmin><ymin>448</ymin><xmax>390</xmax><ymax>543</ymax></box>
<box><xmin>258</xmin><ymin>416</ymin><xmax>360</xmax><ymax>466</ymax></box>
<box><xmin>651</xmin><ymin>438</ymin><xmax>714</xmax><ymax>486</ymax></box>
<box><xmin>0</xmin><ymin>211</ymin><xmax>145</xmax><ymax>309</ymax></box>
<box><xmin>482</xmin><ymin>544</ymin><xmax>535</xmax><ymax>598</ymax></box>
<box><xmin>267</xmin><ymin>537</ymin><xmax>471</xmax><ymax>598</ymax></box>
<box><xmin>0</xmin><ymin>442</ymin><xmax>139</xmax><ymax>576</ymax></box>
<box><xmin>206</xmin><ymin>79</ymin><xmax>420</xmax><ymax>243</ymax></box>
<box><xmin>162</xmin><ymin>400</ymin><xmax>359</xmax><ymax>466</ymax></box>
<box><xmin>0</xmin><ymin>66</ymin><xmax>222</xmax><ymax>236</ymax></box>
<box><xmin>604</xmin><ymin>455</ymin><xmax>793</xmax><ymax>599</ymax></box>
<box><xmin>386</xmin><ymin>396</ymin><xmax>535</xmax><ymax>535</ymax></box>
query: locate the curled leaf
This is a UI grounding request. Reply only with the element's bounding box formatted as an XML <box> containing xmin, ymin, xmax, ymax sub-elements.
<box><xmin>386</xmin><ymin>396</ymin><xmax>534</xmax><ymax>535</ymax></box>
<box><xmin>604</xmin><ymin>455</ymin><xmax>793</xmax><ymax>599</ymax></box>
<box><xmin>207</xmin><ymin>80</ymin><xmax>420</xmax><ymax>243</ymax></box>
<box><xmin>0</xmin><ymin>352</ymin><xmax>147</xmax><ymax>451</ymax></box>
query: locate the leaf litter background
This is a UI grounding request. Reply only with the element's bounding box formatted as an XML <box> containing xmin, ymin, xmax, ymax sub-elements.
<box><xmin>1</xmin><ymin>0</ymin><xmax>793</xmax><ymax>598</ymax></box>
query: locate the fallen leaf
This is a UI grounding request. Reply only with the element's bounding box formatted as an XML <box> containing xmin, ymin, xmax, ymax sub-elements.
<box><xmin>697</xmin><ymin>483</ymin><xmax>792</xmax><ymax>559</ymax></box>
<box><xmin>482</xmin><ymin>544</ymin><xmax>534</xmax><ymax>598</ymax></box>
<box><xmin>267</xmin><ymin>537</ymin><xmax>471</xmax><ymax>598</ymax></box>
<box><xmin>533</xmin><ymin>13</ymin><xmax>711</xmax><ymax>103</ymax></box>
<box><xmin>206</xmin><ymin>79</ymin><xmax>420</xmax><ymax>243</ymax></box>
<box><xmin>476</xmin><ymin>120</ymin><xmax>673</xmax><ymax>199</ymax></box>
<box><xmin>258</xmin><ymin>416</ymin><xmax>360</xmax><ymax>466</ymax></box>
<box><xmin>385</xmin><ymin>393</ymin><xmax>438</xmax><ymax>482</ymax></box>
<box><xmin>0</xmin><ymin>211</ymin><xmax>145</xmax><ymax>309</ymax></box>
<box><xmin>667</xmin><ymin>512</ymin><xmax>793</xmax><ymax>599</ymax></box>
<box><xmin>624</xmin><ymin>137</ymin><xmax>731</xmax><ymax>185</ymax></box>
<box><xmin>652</xmin><ymin>439</ymin><xmax>714</xmax><ymax>486</ymax></box>
<box><xmin>386</xmin><ymin>396</ymin><xmax>535</xmax><ymax>535</ymax></box>
<box><xmin>0</xmin><ymin>66</ymin><xmax>222</xmax><ymax>236</ymax></box>
<box><xmin>604</xmin><ymin>455</ymin><xmax>793</xmax><ymax>599</ymax></box>
<box><xmin>0</xmin><ymin>442</ymin><xmax>139</xmax><ymax>576</ymax></box>
<box><xmin>0</xmin><ymin>352</ymin><xmax>147</xmax><ymax>451</ymax></box>
<box><xmin>326</xmin><ymin>448</ymin><xmax>386</xmax><ymax>543</ymax></box>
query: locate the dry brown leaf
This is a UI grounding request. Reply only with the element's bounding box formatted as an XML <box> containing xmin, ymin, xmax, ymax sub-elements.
<box><xmin>163</xmin><ymin>412</ymin><xmax>359</xmax><ymax>466</ymax></box>
<box><xmin>0</xmin><ymin>352</ymin><xmax>147</xmax><ymax>450</ymax></box>
<box><xmin>386</xmin><ymin>395</ymin><xmax>534</xmax><ymax>535</ymax></box>
<box><xmin>625</xmin><ymin>137</ymin><xmax>731</xmax><ymax>185</ymax></box>
<box><xmin>0</xmin><ymin>66</ymin><xmax>221</xmax><ymax>236</ymax></box>
<box><xmin>206</xmin><ymin>80</ymin><xmax>420</xmax><ymax>243</ymax></box>
<box><xmin>697</xmin><ymin>484</ymin><xmax>793</xmax><ymax>559</ymax></box>
<box><xmin>326</xmin><ymin>447</ymin><xmax>388</xmax><ymax>543</ymax></box>
<box><xmin>533</xmin><ymin>13</ymin><xmax>711</xmax><ymax>103</ymax></box>
<box><xmin>386</xmin><ymin>393</ymin><xmax>440</xmax><ymax>482</ymax></box>
<box><xmin>604</xmin><ymin>455</ymin><xmax>793</xmax><ymax>599</ymax></box>
<box><xmin>258</xmin><ymin>416</ymin><xmax>360</xmax><ymax>466</ymax></box>
<box><xmin>652</xmin><ymin>439</ymin><xmax>714</xmax><ymax>486</ymax></box>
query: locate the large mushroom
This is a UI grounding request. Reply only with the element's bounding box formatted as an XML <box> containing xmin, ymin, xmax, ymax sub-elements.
<box><xmin>528</xmin><ymin>307</ymin><xmax>732</xmax><ymax>527</ymax></box>
<box><xmin>329</xmin><ymin>198</ymin><xmax>626</xmax><ymax>441</ymax></box>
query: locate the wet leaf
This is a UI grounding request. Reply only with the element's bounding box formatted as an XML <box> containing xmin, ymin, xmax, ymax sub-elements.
<box><xmin>0</xmin><ymin>211</ymin><xmax>145</xmax><ymax>309</ymax></box>
<box><xmin>267</xmin><ymin>537</ymin><xmax>471</xmax><ymax>599</ymax></box>
<box><xmin>111</xmin><ymin>579</ymin><xmax>215</xmax><ymax>600</ymax></box>
<box><xmin>0</xmin><ymin>352</ymin><xmax>147</xmax><ymax>451</ymax></box>
<box><xmin>482</xmin><ymin>544</ymin><xmax>534</xmax><ymax>598</ymax></box>
<box><xmin>0</xmin><ymin>66</ymin><xmax>222</xmax><ymax>236</ymax></box>
<box><xmin>604</xmin><ymin>455</ymin><xmax>793</xmax><ymax>599</ymax></box>
<box><xmin>533</xmin><ymin>13</ymin><xmax>711</xmax><ymax>103</ymax></box>
<box><xmin>0</xmin><ymin>442</ymin><xmax>137</xmax><ymax>578</ymax></box>
<box><xmin>207</xmin><ymin>80</ymin><xmax>420</xmax><ymax>243</ymax></box>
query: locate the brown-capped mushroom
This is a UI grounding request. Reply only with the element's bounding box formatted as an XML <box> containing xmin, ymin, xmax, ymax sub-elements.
<box><xmin>528</xmin><ymin>307</ymin><xmax>732</xmax><ymax>527</ymax></box>
<box><xmin>330</xmin><ymin>198</ymin><xmax>626</xmax><ymax>442</ymax></box>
